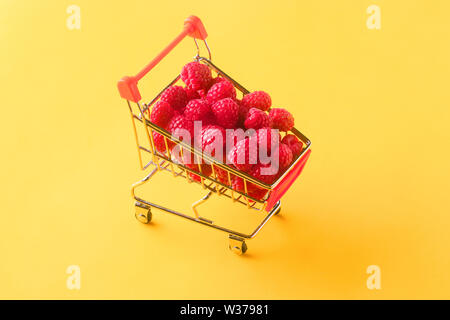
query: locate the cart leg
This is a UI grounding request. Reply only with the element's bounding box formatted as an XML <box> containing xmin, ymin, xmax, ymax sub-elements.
<box><xmin>274</xmin><ymin>201</ymin><xmax>281</xmax><ymax>215</ymax></box>
<box><xmin>192</xmin><ymin>191</ymin><xmax>213</xmax><ymax>221</ymax></box>
<box><xmin>135</xmin><ymin>201</ymin><xmax>152</xmax><ymax>224</ymax></box>
<box><xmin>228</xmin><ymin>234</ymin><xmax>248</xmax><ymax>255</ymax></box>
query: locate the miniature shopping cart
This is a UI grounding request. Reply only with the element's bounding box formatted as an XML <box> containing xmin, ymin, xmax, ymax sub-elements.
<box><xmin>117</xmin><ymin>16</ymin><xmax>311</xmax><ymax>255</ymax></box>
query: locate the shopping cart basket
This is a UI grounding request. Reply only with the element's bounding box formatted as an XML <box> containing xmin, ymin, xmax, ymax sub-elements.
<box><xmin>117</xmin><ymin>16</ymin><xmax>311</xmax><ymax>255</ymax></box>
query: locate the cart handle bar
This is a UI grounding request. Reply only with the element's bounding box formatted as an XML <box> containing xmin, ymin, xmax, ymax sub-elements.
<box><xmin>117</xmin><ymin>15</ymin><xmax>208</xmax><ymax>103</ymax></box>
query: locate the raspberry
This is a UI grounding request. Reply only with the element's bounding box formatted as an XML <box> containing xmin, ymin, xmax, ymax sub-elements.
<box><xmin>213</xmin><ymin>165</ymin><xmax>233</xmax><ymax>185</ymax></box>
<box><xmin>168</xmin><ymin>115</ymin><xmax>193</xmax><ymax>133</ymax></box>
<box><xmin>227</xmin><ymin>137</ymin><xmax>258</xmax><ymax>172</ymax></box>
<box><xmin>196</xmin><ymin>125</ymin><xmax>226</xmax><ymax>162</ymax></box>
<box><xmin>250</xmin><ymin>163</ymin><xmax>279</xmax><ymax>185</ymax></box>
<box><xmin>197</xmin><ymin>89</ymin><xmax>207</xmax><ymax>99</ymax></box>
<box><xmin>248</xmin><ymin>187</ymin><xmax>269</xmax><ymax>200</ymax></box>
<box><xmin>256</xmin><ymin>127</ymin><xmax>280</xmax><ymax>155</ymax></box>
<box><xmin>199</xmin><ymin>164</ymin><xmax>213</xmax><ymax>177</ymax></box>
<box><xmin>242</xmin><ymin>91</ymin><xmax>271</xmax><ymax>111</ymax></box>
<box><xmin>232</xmin><ymin>176</ymin><xmax>246</xmax><ymax>192</ymax></box>
<box><xmin>171</xmin><ymin>147</ymin><xmax>194</xmax><ymax>165</ymax></box>
<box><xmin>184</xmin><ymin>86</ymin><xmax>200</xmax><ymax>100</ymax></box>
<box><xmin>209</xmin><ymin>76</ymin><xmax>228</xmax><ymax>88</ymax></box>
<box><xmin>211</xmin><ymin>98</ymin><xmax>239</xmax><ymax>129</ymax></box>
<box><xmin>281</xmin><ymin>134</ymin><xmax>303</xmax><ymax>159</ymax></box>
<box><xmin>150</xmin><ymin>101</ymin><xmax>175</xmax><ymax>129</ymax></box>
<box><xmin>231</xmin><ymin>176</ymin><xmax>268</xmax><ymax>200</ymax></box>
<box><xmin>273</xmin><ymin>143</ymin><xmax>293</xmax><ymax>171</ymax></box>
<box><xmin>231</xmin><ymin>176</ymin><xmax>254</xmax><ymax>193</ymax></box>
<box><xmin>244</xmin><ymin>108</ymin><xmax>270</xmax><ymax>130</ymax></box>
<box><xmin>236</xmin><ymin>99</ymin><xmax>250</xmax><ymax>128</ymax></box>
<box><xmin>186</xmin><ymin>163</ymin><xmax>213</xmax><ymax>182</ymax></box>
<box><xmin>173</xmin><ymin>127</ymin><xmax>195</xmax><ymax>146</ymax></box>
<box><xmin>184</xmin><ymin>86</ymin><xmax>207</xmax><ymax>101</ymax></box>
<box><xmin>160</xmin><ymin>85</ymin><xmax>188</xmax><ymax>111</ymax></box>
<box><xmin>224</xmin><ymin>127</ymin><xmax>249</xmax><ymax>148</ymax></box>
<box><xmin>181</xmin><ymin>61</ymin><xmax>212</xmax><ymax>91</ymax></box>
<box><xmin>206</xmin><ymin>80</ymin><xmax>236</xmax><ymax>105</ymax></box>
<box><xmin>236</xmin><ymin>163</ymin><xmax>277</xmax><ymax>200</ymax></box>
<box><xmin>269</xmin><ymin>108</ymin><xmax>295</xmax><ymax>131</ymax></box>
<box><xmin>183</xmin><ymin>99</ymin><xmax>213</xmax><ymax>125</ymax></box>
<box><xmin>168</xmin><ymin>115</ymin><xmax>194</xmax><ymax>143</ymax></box>
<box><xmin>152</xmin><ymin>132</ymin><xmax>174</xmax><ymax>153</ymax></box>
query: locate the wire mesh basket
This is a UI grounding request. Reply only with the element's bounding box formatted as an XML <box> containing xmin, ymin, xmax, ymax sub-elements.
<box><xmin>118</xmin><ymin>16</ymin><xmax>311</xmax><ymax>254</ymax></box>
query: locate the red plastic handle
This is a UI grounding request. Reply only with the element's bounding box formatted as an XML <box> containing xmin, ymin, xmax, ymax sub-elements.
<box><xmin>117</xmin><ymin>16</ymin><xmax>208</xmax><ymax>103</ymax></box>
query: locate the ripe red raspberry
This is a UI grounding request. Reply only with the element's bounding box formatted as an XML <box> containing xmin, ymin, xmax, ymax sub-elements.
<box><xmin>269</xmin><ymin>108</ymin><xmax>295</xmax><ymax>131</ymax></box>
<box><xmin>256</xmin><ymin>127</ymin><xmax>280</xmax><ymax>154</ymax></box>
<box><xmin>152</xmin><ymin>132</ymin><xmax>174</xmax><ymax>153</ymax></box>
<box><xmin>168</xmin><ymin>115</ymin><xmax>194</xmax><ymax>141</ymax></box>
<box><xmin>224</xmin><ymin>127</ymin><xmax>249</xmax><ymax>148</ymax></box>
<box><xmin>242</xmin><ymin>91</ymin><xmax>271</xmax><ymax>111</ymax></box>
<box><xmin>183</xmin><ymin>99</ymin><xmax>213</xmax><ymax>125</ymax></box>
<box><xmin>209</xmin><ymin>76</ymin><xmax>228</xmax><ymax>88</ymax></box>
<box><xmin>232</xmin><ymin>176</ymin><xmax>246</xmax><ymax>193</ymax></box>
<box><xmin>150</xmin><ymin>101</ymin><xmax>175</xmax><ymax>129</ymax></box>
<box><xmin>244</xmin><ymin>108</ymin><xmax>270</xmax><ymax>130</ymax></box>
<box><xmin>173</xmin><ymin>127</ymin><xmax>195</xmax><ymax>146</ymax></box>
<box><xmin>231</xmin><ymin>176</ymin><xmax>268</xmax><ymax>200</ymax></box>
<box><xmin>206</xmin><ymin>80</ymin><xmax>236</xmax><ymax>105</ymax></box>
<box><xmin>186</xmin><ymin>163</ymin><xmax>213</xmax><ymax>182</ymax></box>
<box><xmin>236</xmin><ymin>99</ymin><xmax>250</xmax><ymax>127</ymax></box>
<box><xmin>196</xmin><ymin>125</ymin><xmax>226</xmax><ymax>162</ymax></box>
<box><xmin>212</xmin><ymin>165</ymin><xmax>233</xmax><ymax>185</ymax></box>
<box><xmin>211</xmin><ymin>98</ymin><xmax>239</xmax><ymax>129</ymax></box>
<box><xmin>227</xmin><ymin>137</ymin><xmax>258</xmax><ymax>172</ymax></box>
<box><xmin>281</xmin><ymin>134</ymin><xmax>303</xmax><ymax>159</ymax></box>
<box><xmin>171</xmin><ymin>147</ymin><xmax>194</xmax><ymax>166</ymax></box>
<box><xmin>181</xmin><ymin>61</ymin><xmax>212</xmax><ymax>91</ymax></box>
<box><xmin>184</xmin><ymin>87</ymin><xmax>207</xmax><ymax>101</ymax></box>
<box><xmin>184</xmin><ymin>86</ymin><xmax>200</xmax><ymax>100</ymax></box>
<box><xmin>274</xmin><ymin>143</ymin><xmax>293</xmax><ymax>171</ymax></box>
<box><xmin>250</xmin><ymin>163</ymin><xmax>279</xmax><ymax>187</ymax></box>
<box><xmin>248</xmin><ymin>187</ymin><xmax>269</xmax><ymax>200</ymax></box>
<box><xmin>231</xmin><ymin>176</ymin><xmax>255</xmax><ymax>193</ymax></box>
<box><xmin>160</xmin><ymin>85</ymin><xmax>188</xmax><ymax>111</ymax></box>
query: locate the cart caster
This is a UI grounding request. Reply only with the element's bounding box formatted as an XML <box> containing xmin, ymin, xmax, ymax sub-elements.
<box><xmin>135</xmin><ymin>202</ymin><xmax>152</xmax><ymax>224</ymax></box>
<box><xmin>228</xmin><ymin>235</ymin><xmax>248</xmax><ymax>255</ymax></box>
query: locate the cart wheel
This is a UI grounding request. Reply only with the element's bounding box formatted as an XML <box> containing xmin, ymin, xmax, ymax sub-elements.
<box><xmin>135</xmin><ymin>202</ymin><xmax>152</xmax><ymax>224</ymax></box>
<box><xmin>228</xmin><ymin>235</ymin><xmax>248</xmax><ymax>255</ymax></box>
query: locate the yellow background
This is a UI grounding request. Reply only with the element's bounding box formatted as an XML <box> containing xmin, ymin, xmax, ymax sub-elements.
<box><xmin>1</xmin><ymin>0</ymin><xmax>449</xmax><ymax>299</ymax></box>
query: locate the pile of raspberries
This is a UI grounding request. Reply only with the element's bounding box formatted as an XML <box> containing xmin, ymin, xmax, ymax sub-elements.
<box><xmin>149</xmin><ymin>61</ymin><xmax>303</xmax><ymax>200</ymax></box>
